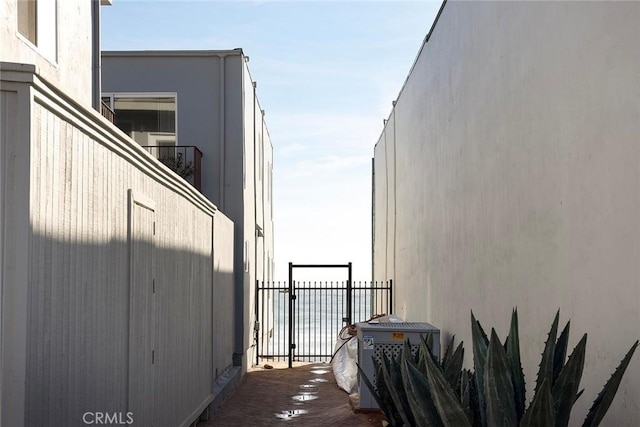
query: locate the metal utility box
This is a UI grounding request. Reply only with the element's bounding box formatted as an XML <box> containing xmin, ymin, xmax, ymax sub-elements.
<box><xmin>356</xmin><ymin>322</ymin><xmax>440</xmax><ymax>409</ymax></box>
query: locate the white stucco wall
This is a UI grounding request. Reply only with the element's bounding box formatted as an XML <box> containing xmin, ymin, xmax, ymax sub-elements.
<box><xmin>213</xmin><ymin>211</ymin><xmax>235</xmax><ymax>380</ymax></box>
<box><xmin>373</xmin><ymin>1</ymin><xmax>639</xmax><ymax>425</ymax></box>
<box><xmin>0</xmin><ymin>0</ymin><xmax>93</xmax><ymax>106</ymax></box>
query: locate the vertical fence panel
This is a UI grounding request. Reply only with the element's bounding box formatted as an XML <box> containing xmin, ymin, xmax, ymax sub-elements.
<box><xmin>255</xmin><ymin>280</ymin><xmax>392</xmax><ymax>365</ymax></box>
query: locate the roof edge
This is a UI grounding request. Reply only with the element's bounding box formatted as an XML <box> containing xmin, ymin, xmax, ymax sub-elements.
<box><xmin>101</xmin><ymin>49</ymin><xmax>244</xmax><ymax>58</ymax></box>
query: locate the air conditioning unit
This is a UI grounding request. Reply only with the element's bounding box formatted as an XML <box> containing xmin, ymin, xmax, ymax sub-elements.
<box><xmin>356</xmin><ymin>321</ymin><xmax>440</xmax><ymax>409</ymax></box>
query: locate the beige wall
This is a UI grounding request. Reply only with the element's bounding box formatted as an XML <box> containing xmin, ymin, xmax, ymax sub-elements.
<box><xmin>1</xmin><ymin>64</ymin><xmax>235</xmax><ymax>426</ymax></box>
<box><xmin>1</xmin><ymin>0</ymin><xmax>94</xmax><ymax>106</ymax></box>
<box><xmin>373</xmin><ymin>2</ymin><xmax>639</xmax><ymax>425</ymax></box>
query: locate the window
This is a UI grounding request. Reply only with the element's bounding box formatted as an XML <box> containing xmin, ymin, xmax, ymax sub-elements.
<box><xmin>17</xmin><ymin>0</ymin><xmax>36</xmax><ymax>44</ymax></box>
<box><xmin>17</xmin><ymin>0</ymin><xmax>57</xmax><ymax>60</ymax></box>
<box><xmin>103</xmin><ymin>93</ymin><xmax>177</xmax><ymax>148</ymax></box>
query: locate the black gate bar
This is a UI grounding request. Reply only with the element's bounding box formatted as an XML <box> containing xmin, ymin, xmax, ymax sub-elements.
<box><xmin>288</xmin><ymin>262</ymin><xmax>352</xmax><ymax>368</ymax></box>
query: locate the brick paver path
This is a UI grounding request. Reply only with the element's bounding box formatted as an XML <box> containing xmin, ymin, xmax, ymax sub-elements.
<box><xmin>203</xmin><ymin>362</ymin><xmax>385</xmax><ymax>426</ymax></box>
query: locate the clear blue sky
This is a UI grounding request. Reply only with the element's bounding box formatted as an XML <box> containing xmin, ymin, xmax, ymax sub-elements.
<box><xmin>102</xmin><ymin>0</ymin><xmax>442</xmax><ymax>281</ymax></box>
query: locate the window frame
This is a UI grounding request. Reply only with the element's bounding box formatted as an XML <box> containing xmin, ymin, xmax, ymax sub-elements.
<box><xmin>102</xmin><ymin>92</ymin><xmax>179</xmax><ymax>145</ymax></box>
<box><xmin>16</xmin><ymin>0</ymin><xmax>58</xmax><ymax>63</ymax></box>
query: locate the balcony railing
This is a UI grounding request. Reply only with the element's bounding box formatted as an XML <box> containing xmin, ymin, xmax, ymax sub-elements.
<box><xmin>100</xmin><ymin>100</ymin><xmax>115</xmax><ymax>123</ymax></box>
<box><xmin>143</xmin><ymin>145</ymin><xmax>203</xmax><ymax>191</ymax></box>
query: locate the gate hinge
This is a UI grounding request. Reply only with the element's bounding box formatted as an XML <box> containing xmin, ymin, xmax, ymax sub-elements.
<box><xmin>291</xmin><ymin>294</ymin><xmax>297</xmax><ymax>300</ymax></box>
<box><xmin>290</xmin><ymin>343</ymin><xmax>296</xmax><ymax>349</ymax></box>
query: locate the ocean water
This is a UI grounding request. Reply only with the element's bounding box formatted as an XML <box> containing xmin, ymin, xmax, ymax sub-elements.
<box><xmin>258</xmin><ymin>283</ymin><xmax>390</xmax><ymax>362</ymax></box>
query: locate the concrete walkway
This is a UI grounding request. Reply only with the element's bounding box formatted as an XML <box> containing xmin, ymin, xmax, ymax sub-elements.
<box><xmin>202</xmin><ymin>362</ymin><xmax>385</xmax><ymax>426</ymax></box>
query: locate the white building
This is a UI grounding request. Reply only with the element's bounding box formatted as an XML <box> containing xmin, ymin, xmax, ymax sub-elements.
<box><xmin>1</xmin><ymin>1</ymin><xmax>238</xmax><ymax>425</ymax></box>
<box><xmin>101</xmin><ymin>50</ymin><xmax>275</xmax><ymax>370</ymax></box>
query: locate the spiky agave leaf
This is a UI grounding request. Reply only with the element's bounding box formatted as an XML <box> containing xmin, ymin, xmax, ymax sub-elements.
<box><xmin>467</xmin><ymin>370</ymin><xmax>481</xmax><ymax>426</ymax></box>
<box><xmin>484</xmin><ymin>329</ymin><xmax>517</xmax><ymax>427</ymax></box>
<box><xmin>425</xmin><ymin>332</ymin><xmax>435</xmax><ymax>356</ymax></box>
<box><xmin>380</xmin><ymin>352</ymin><xmax>404</xmax><ymax>425</ymax></box>
<box><xmin>461</xmin><ymin>369</ymin><xmax>477</xmax><ymax>426</ymax></box>
<box><xmin>382</xmin><ymin>349</ymin><xmax>415</xmax><ymax>426</ymax></box>
<box><xmin>471</xmin><ymin>311</ymin><xmax>490</xmax><ymax>427</ymax></box>
<box><xmin>357</xmin><ymin>362</ymin><xmax>400</xmax><ymax>426</ymax></box>
<box><xmin>505</xmin><ymin>308</ymin><xmax>526</xmax><ymax>421</ymax></box>
<box><xmin>442</xmin><ymin>335</ymin><xmax>456</xmax><ymax>369</ymax></box>
<box><xmin>553</xmin><ymin>320</ymin><xmax>571</xmax><ymax>386</ymax></box>
<box><xmin>444</xmin><ymin>342</ymin><xmax>464</xmax><ymax>393</ymax></box>
<box><xmin>551</xmin><ymin>333</ymin><xmax>587</xmax><ymax>427</ymax></box>
<box><xmin>421</xmin><ymin>333</ymin><xmax>440</xmax><ymax>364</ymax></box>
<box><xmin>520</xmin><ymin>378</ymin><xmax>555</xmax><ymax>427</ymax></box>
<box><xmin>419</xmin><ymin>334</ymin><xmax>435</xmax><ymax>377</ymax></box>
<box><xmin>401</xmin><ymin>352</ymin><xmax>444</xmax><ymax>427</ymax></box>
<box><xmin>410</xmin><ymin>346</ymin><xmax>471</xmax><ymax>427</ymax></box>
<box><xmin>582</xmin><ymin>340</ymin><xmax>639</xmax><ymax>427</ymax></box>
<box><xmin>535</xmin><ymin>310</ymin><xmax>560</xmax><ymax>396</ymax></box>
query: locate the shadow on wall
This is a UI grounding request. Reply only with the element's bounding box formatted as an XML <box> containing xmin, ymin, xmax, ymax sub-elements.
<box><xmin>22</xmin><ymin>234</ymin><xmax>235</xmax><ymax>427</ymax></box>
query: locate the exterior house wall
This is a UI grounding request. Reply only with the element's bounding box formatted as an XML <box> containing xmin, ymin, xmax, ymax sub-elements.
<box><xmin>0</xmin><ymin>0</ymin><xmax>94</xmax><ymax>106</ymax></box>
<box><xmin>101</xmin><ymin>51</ymin><xmax>275</xmax><ymax>371</ymax></box>
<box><xmin>373</xmin><ymin>1</ymin><xmax>640</xmax><ymax>425</ymax></box>
<box><xmin>213</xmin><ymin>212</ymin><xmax>235</xmax><ymax>380</ymax></box>
<box><xmin>1</xmin><ymin>64</ymin><xmax>235</xmax><ymax>426</ymax></box>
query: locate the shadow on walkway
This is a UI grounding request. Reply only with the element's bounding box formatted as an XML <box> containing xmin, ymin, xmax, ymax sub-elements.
<box><xmin>202</xmin><ymin>362</ymin><xmax>385</xmax><ymax>426</ymax></box>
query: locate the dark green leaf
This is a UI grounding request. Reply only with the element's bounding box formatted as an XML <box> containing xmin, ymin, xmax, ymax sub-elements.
<box><xmin>506</xmin><ymin>308</ymin><xmax>526</xmax><ymax>421</ymax></box>
<box><xmin>357</xmin><ymin>362</ymin><xmax>400</xmax><ymax>426</ymax></box>
<box><xmin>521</xmin><ymin>378</ymin><xmax>555</xmax><ymax>427</ymax></box>
<box><xmin>461</xmin><ymin>369</ymin><xmax>476</xmax><ymax>426</ymax></box>
<box><xmin>444</xmin><ymin>342</ymin><xmax>464</xmax><ymax>393</ymax></box>
<box><xmin>411</xmin><ymin>349</ymin><xmax>470</xmax><ymax>427</ymax></box>
<box><xmin>535</xmin><ymin>310</ymin><xmax>560</xmax><ymax>396</ymax></box>
<box><xmin>471</xmin><ymin>311</ymin><xmax>490</xmax><ymax>427</ymax></box>
<box><xmin>485</xmin><ymin>329</ymin><xmax>517</xmax><ymax>427</ymax></box>
<box><xmin>401</xmin><ymin>354</ymin><xmax>444</xmax><ymax>427</ymax></box>
<box><xmin>382</xmin><ymin>350</ymin><xmax>415</xmax><ymax>426</ymax></box>
<box><xmin>553</xmin><ymin>321</ymin><xmax>571</xmax><ymax>386</ymax></box>
<box><xmin>582</xmin><ymin>340</ymin><xmax>639</xmax><ymax>427</ymax></box>
<box><xmin>442</xmin><ymin>335</ymin><xmax>456</xmax><ymax>369</ymax></box>
<box><xmin>552</xmin><ymin>333</ymin><xmax>586</xmax><ymax>427</ymax></box>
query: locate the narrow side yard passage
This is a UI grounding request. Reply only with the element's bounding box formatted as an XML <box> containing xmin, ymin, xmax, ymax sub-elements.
<box><xmin>203</xmin><ymin>363</ymin><xmax>385</xmax><ymax>426</ymax></box>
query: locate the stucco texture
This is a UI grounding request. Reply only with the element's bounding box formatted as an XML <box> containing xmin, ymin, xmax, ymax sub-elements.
<box><xmin>373</xmin><ymin>2</ymin><xmax>640</xmax><ymax>425</ymax></box>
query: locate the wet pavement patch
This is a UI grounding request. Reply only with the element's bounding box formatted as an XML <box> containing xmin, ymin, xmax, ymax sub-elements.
<box><xmin>206</xmin><ymin>363</ymin><xmax>387</xmax><ymax>426</ymax></box>
<box><xmin>291</xmin><ymin>392</ymin><xmax>319</xmax><ymax>402</ymax></box>
<box><xmin>274</xmin><ymin>409</ymin><xmax>308</xmax><ymax>420</ymax></box>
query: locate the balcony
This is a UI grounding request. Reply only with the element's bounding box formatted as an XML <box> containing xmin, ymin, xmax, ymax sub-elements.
<box><xmin>100</xmin><ymin>100</ymin><xmax>115</xmax><ymax>123</ymax></box>
<box><xmin>143</xmin><ymin>145</ymin><xmax>203</xmax><ymax>191</ymax></box>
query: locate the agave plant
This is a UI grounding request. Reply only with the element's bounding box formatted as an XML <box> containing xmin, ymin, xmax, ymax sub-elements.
<box><xmin>357</xmin><ymin>309</ymin><xmax>638</xmax><ymax>427</ymax></box>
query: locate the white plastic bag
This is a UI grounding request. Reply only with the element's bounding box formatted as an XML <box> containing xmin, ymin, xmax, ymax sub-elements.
<box><xmin>332</xmin><ymin>334</ymin><xmax>358</xmax><ymax>394</ymax></box>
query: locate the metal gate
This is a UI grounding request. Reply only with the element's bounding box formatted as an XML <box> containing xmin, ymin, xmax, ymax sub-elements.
<box><xmin>255</xmin><ymin>262</ymin><xmax>393</xmax><ymax>368</ymax></box>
